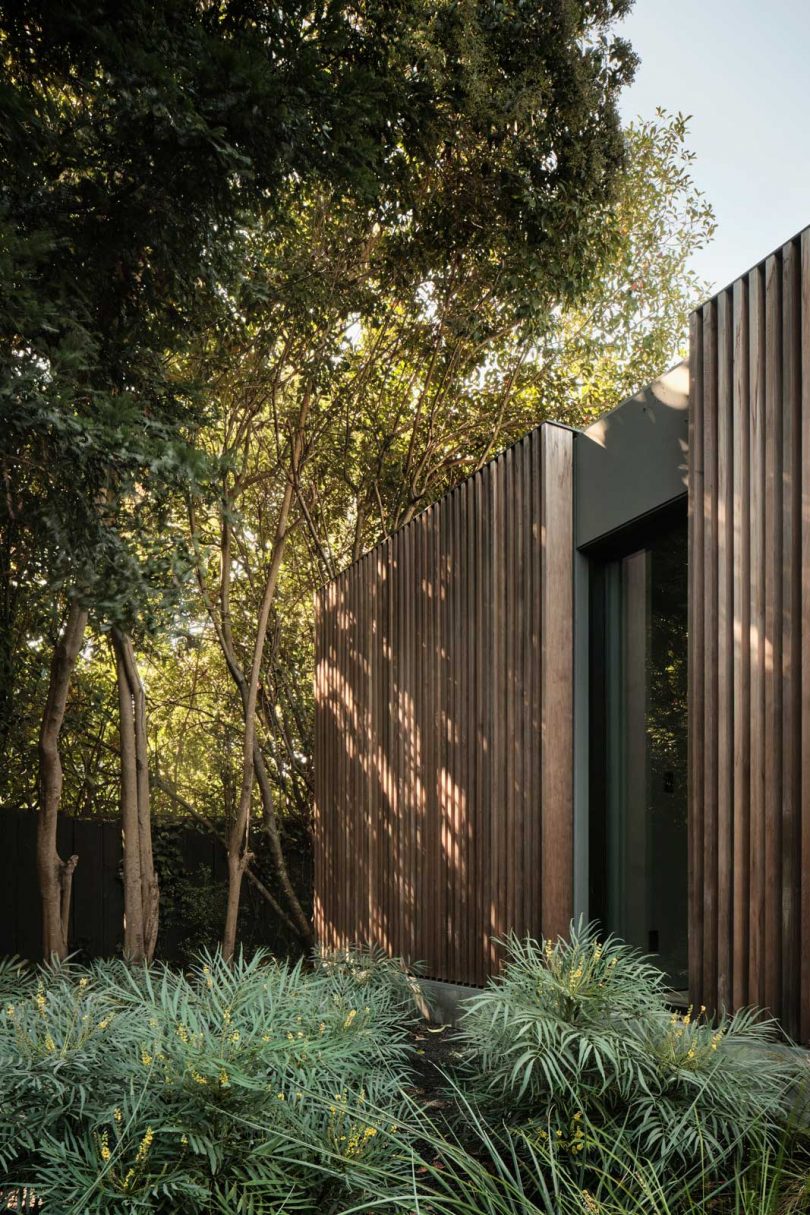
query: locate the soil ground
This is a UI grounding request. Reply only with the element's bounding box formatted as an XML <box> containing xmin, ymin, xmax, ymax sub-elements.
<box><xmin>408</xmin><ymin>1023</ymin><xmax>465</xmax><ymax>1104</ymax></box>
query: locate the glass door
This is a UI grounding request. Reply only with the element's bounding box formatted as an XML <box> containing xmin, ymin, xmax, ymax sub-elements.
<box><xmin>589</xmin><ymin>514</ymin><xmax>688</xmax><ymax>989</ymax></box>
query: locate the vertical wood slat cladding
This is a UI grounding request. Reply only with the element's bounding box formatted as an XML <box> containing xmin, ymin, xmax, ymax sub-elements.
<box><xmin>689</xmin><ymin>227</ymin><xmax>810</xmax><ymax>1037</ymax></box>
<box><xmin>314</xmin><ymin>425</ymin><xmax>574</xmax><ymax>984</ymax></box>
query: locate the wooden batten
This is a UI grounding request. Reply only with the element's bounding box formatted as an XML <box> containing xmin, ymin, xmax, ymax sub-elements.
<box><xmin>313</xmin><ymin>425</ymin><xmax>575</xmax><ymax>984</ymax></box>
<box><xmin>689</xmin><ymin>225</ymin><xmax>810</xmax><ymax>1037</ymax></box>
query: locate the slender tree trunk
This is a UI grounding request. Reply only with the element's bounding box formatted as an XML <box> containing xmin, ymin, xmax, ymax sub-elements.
<box><xmin>153</xmin><ymin>772</ymin><xmax>298</xmax><ymax>935</ymax></box>
<box><xmin>123</xmin><ymin>633</ymin><xmax>159</xmax><ymax>960</ymax></box>
<box><xmin>112</xmin><ymin>629</ymin><xmax>159</xmax><ymax>963</ymax></box>
<box><xmin>37</xmin><ymin>599</ymin><xmax>86</xmax><ymax>959</ymax></box>
<box><xmin>253</xmin><ymin>742</ymin><xmax>313</xmax><ymax>945</ymax></box>
<box><xmin>221</xmin><ymin>485</ymin><xmax>294</xmax><ymax>961</ymax></box>
<box><xmin>113</xmin><ymin>629</ymin><xmax>144</xmax><ymax>961</ymax></box>
<box><xmin>220</xmin><ymin>408</ymin><xmax>311</xmax><ymax>960</ymax></box>
<box><xmin>190</xmin><ymin>400</ymin><xmax>314</xmax><ymax>959</ymax></box>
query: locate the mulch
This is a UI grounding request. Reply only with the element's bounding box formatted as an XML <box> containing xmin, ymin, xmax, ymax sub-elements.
<box><xmin>408</xmin><ymin>1023</ymin><xmax>466</xmax><ymax>1105</ymax></box>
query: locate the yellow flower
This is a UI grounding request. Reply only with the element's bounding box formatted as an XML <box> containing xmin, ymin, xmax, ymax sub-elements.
<box><xmin>176</xmin><ymin>1023</ymin><xmax>189</xmax><ymax>1043</ymax></box>
<box><xmin>135</xmin><ymin>1127</ymin><xmax>154</xmax><ymax>1164</ymax></box>
<box><xmin>35</xmin><ymin>991</ymin><xmax>46</xmax><ymax>1013</ymax></box>
<box><xmin>114</xmin><ymin>1108</ymin><xmax>123</xmax><ymax>1124</ymax></box>
<box><xmin>140</xmin><ymin>1049</ymin><xmax>153</xmax><ymax>1067</ymax></box>
<box><xmin>223</xmin><ymin>1007</ymin><xmax>232</xmax><ymax>1025</ymax></box>
<box><xmin>219</xmin><ymin>1069</ymin><xmax>230</xmax><ymax>1087</ymax></box>
<box><xmin>277</xmin><ymin>1092</ymin><xmax>285</xmax><ymax>1101</ymax></box>
<box><xmin>44</xmin><ymin>1034</ymin><xmax>56</xmax><ymax>1053</ymax></box>
<box><xmin>343</xmin><ymin>1009</ymin><xmax>358</xmax><ymax>1029</ymax></box>
<box><xmin>229</xmin><ymin>1029</ymin><xmax>240</xmax><ymax>1044</ymax></box>
<box><xmin>98</xmin><ymin>1018</ymin><xmax>110</xmax><ymax>1031</ymax></box>
<box><xmin>79</xmin><ymin>977</ymin><xmax>89</xmax><ymax>990</ymax></box>
<box><xmin>5</xmin><ymin>1004</ymin><xmax>14</xmax><ymax>1018</ymax></box>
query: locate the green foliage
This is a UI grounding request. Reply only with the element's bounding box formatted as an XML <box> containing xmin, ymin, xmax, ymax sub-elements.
<box><xmin>346</xmin><ymin>1090</ymin><xmax>810</xmax><ymax>1215</ymax></box>
<box><xmin>153</xmin><ymin>822</ymin><xmax>311</xmax><ymax>964</ymax></box>
<box><xmin>0</xmin><ymin>0</ymin><xmax>637</xmax><ymax>623</ymax></box>
<box><xmin>0</xmin><ymin>936</ymin><xmax>807</xmax><ymax>1213</ymax></box>
<box><xmin>313</xmin><ymin>943</ymin><xmax>428</xmax><ymax>1023</ymax></box>
<box><xmin>0</xmin><ymin>949</ymin><xmax>418</xmax><ymax>1211</ymax></box>
<box><xmin>458</xmin><ymin>922</ymin><xmax>803</xmax><ymax>1175</ymax></box>
<box><xmin>0</xmin><ymin>956</ymin><xmax>33</xmax><ymax>1006</ymax></box>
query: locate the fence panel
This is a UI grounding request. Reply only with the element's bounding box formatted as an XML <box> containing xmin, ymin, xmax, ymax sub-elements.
<box><xmin>314</xmin><ymin>423</ymin><xmax>575</xmax><ymax>984</ymax></box>
<box><xmin>689</xmin><ymin>225</ymin><xmax>810</xmax><ymax>1037</ymax></box>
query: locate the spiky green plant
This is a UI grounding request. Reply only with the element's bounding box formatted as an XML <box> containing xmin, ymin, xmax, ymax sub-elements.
<box><xmin>0</xmin><ymin>948</ymin><xmax>418</xmax><ymax>1212</ymax></box>
<box><xmin>258</xmin><ymin>1081</ymin><xmax>810</xmax><ymax>1215</ymax></box>
<box><xmin>457</xmin><ymin>921</ymin><xmax>805</xmax><ymax>1177</ymax></box>
<box><xmin>312</xmin><ymin>943</ymin><xmax>429</xmax><ymax>1022</ymax></box>
<box><xmin>0</xmin><ymin>956</ymin><xmax>35</xmax><ymax>1008</ymax></box>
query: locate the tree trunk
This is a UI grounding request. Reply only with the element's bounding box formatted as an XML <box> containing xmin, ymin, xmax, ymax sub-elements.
<box><xmin>191</xmin><ymin>399</ymin><xmax>314</xmax><ymax>959</ymax></box>
<box><xmin>153</xmin><ymin>772</ymin><xmax>298</xmax><ymax>935</ymax></box>
<box><xmin>113</xmin><ymin>629</ymin><xmax>144</xmax><ymax>962</ymax></box>
<box><xmin>112</xmin><ymin>629</ymin><xmax>159</xmax><ymax>963</ymax></box>
<box><xmin>221</xmin><ymin>439</ymin><xmax>304</xmax><ymax>961</ymax></box>
<box><xmin>253</xmin><ymin>741</ymin><xmax>313</xmax><ymax>945</ymax></box>
<box><xmin>37</xmin><ymin>599</ymin><xmax>86</xmax><ymax>960</ymax></box>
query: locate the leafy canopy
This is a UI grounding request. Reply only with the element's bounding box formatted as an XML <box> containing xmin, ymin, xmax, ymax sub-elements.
<box><xmin>0</xmin><ymin>0</ymin><xmax>637</xmax><ymax>626</ymax></box>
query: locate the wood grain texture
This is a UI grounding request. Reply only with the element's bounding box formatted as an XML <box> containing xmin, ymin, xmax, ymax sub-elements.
<box><xmin>690</xmin><ymin>226</ymin><xmax>809</xmax><ymax>1037</ymax></box>
<box><xmin>314</xmin><ymin>423</ymin><xmax>575</xmax><ymax>983</ymax></box>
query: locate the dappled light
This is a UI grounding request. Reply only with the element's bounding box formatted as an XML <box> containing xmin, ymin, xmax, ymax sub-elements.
<box><xmin>314</xmin><ymin>427</ymin><xmax>574</xmax><ymax>984</ymax></box>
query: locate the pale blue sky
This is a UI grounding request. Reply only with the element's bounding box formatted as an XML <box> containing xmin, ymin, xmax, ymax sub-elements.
<box><xmin>618</xmin><ymin>0</ymin><xmax>810</xmax><ymax>292</ymax></box>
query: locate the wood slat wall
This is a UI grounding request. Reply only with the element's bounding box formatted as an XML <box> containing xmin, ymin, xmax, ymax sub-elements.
<box><xmin>314</xmin><ymin>423</ymin><xmax>574</xmax><ymax>985</ymax></box>
<box><xmin>689</xmin><ymin>226</ymin><xmax>810</xmax><ymax>1038</ymax></box>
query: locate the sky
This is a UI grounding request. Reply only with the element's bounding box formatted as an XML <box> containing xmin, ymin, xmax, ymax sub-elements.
<box><xmin>617</xmin><ymin>0</ymin><xmax>810</xmax><ymax>292</ymax></box>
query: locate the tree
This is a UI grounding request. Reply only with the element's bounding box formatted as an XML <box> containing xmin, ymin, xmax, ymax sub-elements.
<box><xmin>2</xmin><ymin>3</ymin><xmax>716</xmax><ymax>965</ymax></box>
<box><xmin>183</xmin><ymin>101</ymin><xmax>712</xmax><ymax>955</ymax></box>
<box><xmin>10</xmin><ymin>0</ymin><xmax>641</xmax><ymax>957</ymax></box>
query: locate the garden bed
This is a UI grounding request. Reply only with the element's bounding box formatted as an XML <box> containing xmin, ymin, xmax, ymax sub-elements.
<box><xmin>0</xmin><ymin>928</ymin><xmax>808</xmax><ymax>1214</ymax></box>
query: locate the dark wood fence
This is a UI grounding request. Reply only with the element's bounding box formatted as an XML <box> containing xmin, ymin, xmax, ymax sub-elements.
<box><xmin>688</xmin><ymin>224</ymin><xmax>810</xmax><ymax>1039</ymax></box>
<box><xmin>314</xmin><ymin>423</ymin><xmax>575</xmax><ymax>986</ymax></box>
<box><xmin>0</xmin><ymin>807</ymin><xmax>305</xmax><ymax>961</ymax></box>
<box><xmin>0</xmin><ymin>809</ymin><xmax>125</xmax><ymax>960</ymax></box>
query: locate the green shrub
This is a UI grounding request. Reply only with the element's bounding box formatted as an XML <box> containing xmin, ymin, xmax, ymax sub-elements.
<box><xmin>457</xmin><ymin>921</ymin><xmax>803</xmax><ymax>1177</ymax></box>
<box><xmin>312</xmin><ymin>943</ymin><xmax>429</xmax><ymax>1022</ymax></box>
<box><xmin>357</xmin><ymin>1091</ymin><xmax>810</xmax><ymax>1215</ymax></box>
<box><xmin>0</xmin><ymin>948</ymin><xmax>418</xmax><ymax>1212</ymax></box>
